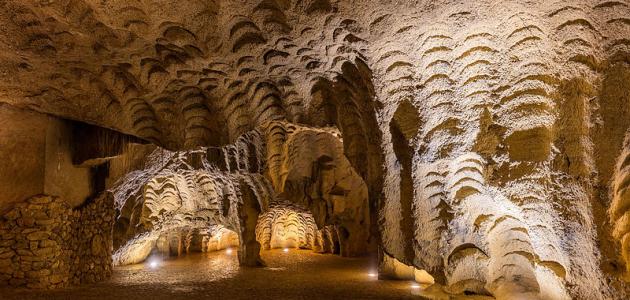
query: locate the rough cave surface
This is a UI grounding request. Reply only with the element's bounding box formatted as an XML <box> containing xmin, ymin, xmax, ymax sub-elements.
<box><xmin>0</xmin><ymin>0</ymin><xmax>630</xmax><ymax>299</ymax></box>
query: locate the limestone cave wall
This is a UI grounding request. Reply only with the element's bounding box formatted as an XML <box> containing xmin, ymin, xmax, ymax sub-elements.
<box><xmin>256</xmin><ymin>201</ymin><xmax>339</xmax><ymax>254</ymax></box>
<box><xmin>108</xmin><ymin>128</ymin><xmax>355</xmax><ymax>265</ymax></box>
<box><xmin>0</xmin><ymin>0</ymin><xmax>629</xmax><ymax>299</ymax></box>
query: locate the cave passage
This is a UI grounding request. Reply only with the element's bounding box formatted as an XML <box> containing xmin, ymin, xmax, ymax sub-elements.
<box><xmin>1</xmin><ymin>1</ymin><xmax>630</xmax><ymax>299</ymax></box>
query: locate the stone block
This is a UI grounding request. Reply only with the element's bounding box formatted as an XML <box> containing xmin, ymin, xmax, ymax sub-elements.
<box><xmin>16</xmin><ymin>249</ymin><xmax>33</xmax><ymax>256</ymax></box>
<box><xmin>20</xmin><ymin>255</ymin><xmax>44</xmax><ymax>262</ymax></box>
<box><xmin>0</xmin><ymin>258</ymin><xmax>11</xmax><ymax>268</ymax></box>
<box><xmin>33</xmin><ymin>247</ymin><xmax>55</xmax><ymax>258</ymax></box>
<box><xmin>27</xmin><ymin>204</ymin><xmax>43</xmax><ymax>210</ymax></box>
<box><xmin>26</xmin><ymin>269</ymin><xmax>51</xmax><ymax>279</ymax></box>
<box><xmin>32</xmin><ymin>261</ymin><xmax>44</xmax><ymax>271</ymax></box>
<box><xmin>36</xmin><ymin>219</ymin><xmax>56</xmax><ymax>226</ymax></box>
<box><xmin>21</xmin><ymin>228</ymin><xmax>37</xmax><ymax>234</ymax></box>
<box><xmin>0</xmin><ymin>250</ymin><xmax>15</xmax><ymax>259</ymax></box>
<box><xmin>13</xmin><ymin>270</ymin><xmax>24</xmax><ymax>278</ymax></box>
<box><xmin>17</xmin><ymin>218</ymin><xmax>36</xmax><ymax>227</ymax></box>
<box><xmin>27</xmin><ymin>231</ymin><xmax>50</xmax><ymax>241</ymax></box>
<box><xmin>39</xmin><ymin>239</ymin><xmax>57</xmax><ymax>248</ymax></box>
<box><xmin>29</xmin><ymin>196</ymin><xmax>53</xmax><ymax>205</ymax></box>
<box><xmin>9</xmin><ymin>278</ymin><xmax>26</xmax><ymax>287</ymax></box>
<box><xmin>49</xmin><ymin>274</ymin><xmax>65</xmax><ymax>284</ymax></box>
<box><xmin>4</xmin><ymin>210</ymin><xmax>20</xmax><ymax>221</ymax></box>
<box><xmin>0</xmin><ymin>240</ymin><xmax>15</xmax><ymax>247</ymax></box>
<box><xmin>26</xmin><ymin>282</ymin><xmax>47</xmax><ymax>289</ymax></box>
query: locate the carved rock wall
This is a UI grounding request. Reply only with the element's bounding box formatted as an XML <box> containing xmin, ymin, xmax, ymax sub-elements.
<box><xmin>256</xmin><ymin>201</ymin><xmax>339</xmax><ymax>254</ymax></box>
<box><xmin>263</xmin><ymin>121</ymin><xmax>372</xmax><ymax>256</ymax></box>
<box><xmin>201</xmin><ymin>226</ymin><xmax>239</xmax><ymax>252</ymax></box>
<box><xmin>111</xmin><ymin>139</ymin><xmax>274</xmax><ymax>266</ymax></box>
<box><xmin>1</xmin><ymin>1</ymin><xmax>629</xmax><ymax>297</ymax></box>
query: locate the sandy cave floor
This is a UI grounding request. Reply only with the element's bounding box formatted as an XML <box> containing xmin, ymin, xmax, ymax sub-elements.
<box><xmin>0</xmin><ymin>250</ymin><xmax>492</xmax><ymax>300</ymax></box>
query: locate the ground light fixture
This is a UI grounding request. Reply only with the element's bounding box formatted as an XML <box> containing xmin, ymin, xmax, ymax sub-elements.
<box><xmin>147</xmin><ymin>258</ymin><xmax>160</xmax><ymax>269</ymax></box>
<box><xmin>226</xmin><ymin>247</ymin><xmax>233</xmax><ymax>255</ymax></box>
<box><xmin>283</xmin><ymin>248</ymin><xmax>289</xmax><ymax>253</ymax></box>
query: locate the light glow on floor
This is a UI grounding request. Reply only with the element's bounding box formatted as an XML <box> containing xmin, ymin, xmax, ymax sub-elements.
<box><xmin>148</xmin><ymin>259</ymin><xmax>160</xmax><ymax>269</ymax></box>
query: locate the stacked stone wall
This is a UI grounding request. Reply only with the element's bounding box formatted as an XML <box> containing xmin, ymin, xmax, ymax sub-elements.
<box><xmin>0</xmin><ymin>194</ymin><xmax>113</xmax><ymax>288</ymax></box>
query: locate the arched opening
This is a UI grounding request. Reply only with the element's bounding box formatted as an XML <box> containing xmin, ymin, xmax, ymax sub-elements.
<box><xmin>306</xmin><ymin>59</ymin><xmax>385</xmax><ymax>258</ymax></box>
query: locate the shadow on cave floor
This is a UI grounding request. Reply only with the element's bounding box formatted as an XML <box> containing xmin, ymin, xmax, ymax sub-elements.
<box><xmin>1</xmin><ymin>250</ymin><xmax>433</xmax><ymax>300</ymax></box>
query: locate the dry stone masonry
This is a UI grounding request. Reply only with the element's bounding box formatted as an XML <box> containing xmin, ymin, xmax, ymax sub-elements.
<box><xmin>0</xmin><ymin>194</ymin><xmax>114</xmax><ymax>289</ymax></box>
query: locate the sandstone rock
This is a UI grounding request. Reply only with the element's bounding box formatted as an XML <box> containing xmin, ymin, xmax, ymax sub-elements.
<box><xmin>9</xmin><ymin>278</ymin><xmax>26</xmax><ymax>287</ymax></box>
<box><xmin>35</xmin><ymin>219</ymin><xmax>56</xmax><ymax>226</ymax></box>
<box><xmin>29</xmin><ymin>197</ymin><xmax>53</xmax><ymax>205</ymax></box>
<box><xmin>0</xmin><ymin>240</ymin><xmax>14</xmax><ymax>247</ymax></box>
<box><xmin>26</xmin><ymin>231</ymin><xmax>50</xmax><ymax>241</ymax></box>
<box><xmin>0</xmin><ymin>250</ymin><xmax>15</xmax><ymax>259</ymax></box>
<box><xmin>29</xmin><ymin>241</ymin><xmax>39</xmax><ymax>251</ymax></box>
<box><xmin>26</xmin><ymin>269</ymin><xmax>51</xmax><ymax>279</ymax></box>
<box><xmin>4</xmin><ymin>210</ymin><xmax>20</xmax><ymax>221</ymax></box>
<box><xmin>39</xmin><ymin>239</ymin><xmax>56</xmax><ymax>248</ymax></box>
<box><xmin>31</xmin><ymin>261</ymin><xmax>44</xmax><ymax>271</ymax></box>
<box><xmin>91</xmin><ymin>235</ymin><xmax>103</xmax><ymax>256</ymax></box>
<box><xmin>16</xmin><ymin>249</ymin><xmax>33</xmax><ymax>256</ymax></box>
<box><xmin>49</xmin><ymin>274</ymin><xmax>64</xmax><ymax>284</ymax></box>
<box><xmin>33</xmin><ymin>247</ymin><xmax>54</xmax><ymax>258</ymax></box>
<box><xmin>0</xmin><ymin>258</ymin><xmax>12</xmax><ymax>268</ymax></box>
<box><xmin>27</xmin><ymin>204</ymin><xmax>43</xmax><ymax>211</ymax></box>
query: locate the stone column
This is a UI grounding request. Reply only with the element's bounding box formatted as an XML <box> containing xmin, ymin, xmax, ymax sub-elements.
<box><xmin>237</xmin><ymin>180</ymin><xmax>263</xmax><ymax>267</ymax></box>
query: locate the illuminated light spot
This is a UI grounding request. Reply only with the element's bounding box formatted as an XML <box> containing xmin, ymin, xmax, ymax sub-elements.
<box><xmin>368</xmin><ymin>272</ymin><xmax>378</xmax><ymax>278</ymax></box>
<box><xmin>410</xmin><ymin>283</ymin><xmax>421</xmax><ymax>289</ymax></box>
<box><xmin>226</xmin><ymin>248</ymin><xmax>233</xmax><ymax>255</ymax></box>
<box><xmin>149</xmin><ymin>261</ymin><xmax>159</xmax><ymax>269</ymax></box>
<box><xmin>283</xmin><ymin>248</ymin><xmax>289</xmax><ymax>253</ymax></box>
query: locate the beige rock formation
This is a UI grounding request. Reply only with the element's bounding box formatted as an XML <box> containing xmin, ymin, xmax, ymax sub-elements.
<box><xmin>0</xmin><ymin>1</ymin><xmax>629</xmax><ymax>299</ymax></box>
<box><xmin>263</xmin><ymin>121</ymin><xmax>372</xmax><ymax>256</ymax></box>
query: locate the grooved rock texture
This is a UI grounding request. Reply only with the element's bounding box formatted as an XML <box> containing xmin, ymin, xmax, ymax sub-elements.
<box><xmin>256</xmin><ymin>201</ymin><xmax>338</xmax><ymax>253</ymax></box>
<box><xmin>0</xmin><ymin>0</ymin><xmax>630</xmax><ymax>299</ymax></box>
<box><xmin>263</xmin><ymin>121</ymin><xmax>371</xmax><ymax>256</ymax></box>
<box><xmin>611</xmin><ymin>131</ymin><xmax>630</xmax><ymax>281</ymax></box>
<box><xmin>110</xmin><ymin>143</ymin><xmax>274</xmax><ymax>266</ymax></box>
<box><xmin>201</xmin><ymin>225</ymin><xmax>239</xmax><ymax>252</ymax></box>
<box><xmin>109</xmin><ymin>129</ymin><xmax>351</xmax><ymax>265</ymax></box>
<box><xmin>0</xmin><ymin>194</ymin><xmax>114</xmax><ymax>289</ymax></box>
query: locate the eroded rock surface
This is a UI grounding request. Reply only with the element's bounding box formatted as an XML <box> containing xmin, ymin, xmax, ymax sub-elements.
<box><xmin>0</xmin><ymin>1</ymin><xmax>629</xmax><ymax>299</ymax></box>
<box><xmin>109</xmin><ymin>129</ymin><xmax>356</xmax><ymax>266</ymax></box>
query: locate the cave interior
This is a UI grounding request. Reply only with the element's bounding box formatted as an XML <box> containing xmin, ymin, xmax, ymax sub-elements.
<box><xmin>1</xmin><ymin>0</ymin><xmax>630</xmax><ymax>299</ymax></box>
